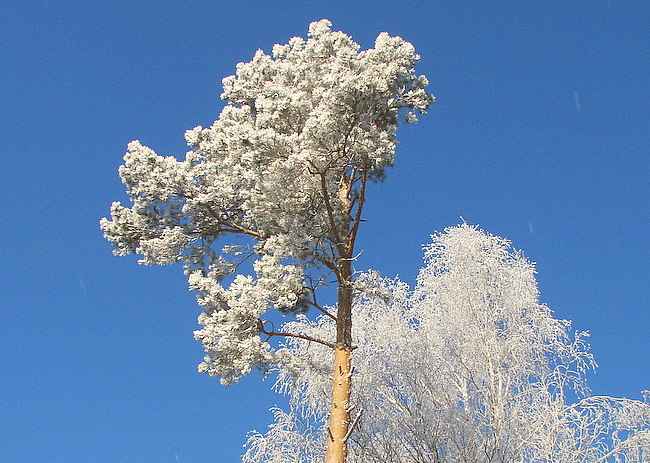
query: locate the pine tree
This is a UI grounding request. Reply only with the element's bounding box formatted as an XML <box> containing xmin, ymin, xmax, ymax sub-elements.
<box><xmin>100</xmin><ymin>20</ymin><xmax>432</xmax><ymax>463</ymax></box>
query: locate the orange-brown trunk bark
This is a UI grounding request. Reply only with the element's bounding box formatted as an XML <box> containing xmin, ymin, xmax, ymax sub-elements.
<box><xmin>325</xmin><ymin>345</ymin><xmax>352</xmax><ymax>463</ymax></box>
<box><xmin>325</xmin><ymin>179</ymin><xmax>360</xmax><ymax>463</ymax></box>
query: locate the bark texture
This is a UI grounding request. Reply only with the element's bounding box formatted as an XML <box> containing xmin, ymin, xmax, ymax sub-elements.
<box><xmin>325</xmin><ymin>345</ymin><xmax>353</xmax><ymax>463</ymax></box>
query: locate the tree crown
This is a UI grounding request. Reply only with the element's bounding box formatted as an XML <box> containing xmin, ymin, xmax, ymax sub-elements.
<box><xmin>100</xmin><ymin>19</ymin><xmax>432</xmax><ymax>384</ymax></box>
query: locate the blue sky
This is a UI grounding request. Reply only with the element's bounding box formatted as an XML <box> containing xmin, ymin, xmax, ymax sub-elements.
<box><xmin>1</xmin><ymin>1</ymin><xmax>648</xmax><ymax>461</ymax></box>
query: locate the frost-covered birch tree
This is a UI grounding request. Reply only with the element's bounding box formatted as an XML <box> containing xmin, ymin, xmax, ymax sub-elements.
<box><xmin>244</xmin><ymin>224</ymin><xmax>650</xmax><ymax>463</ymax></box>
<box><xmin>100</xmin><ymin>19</ymin><xmax>431</xmax><ymax>463</ymax></box>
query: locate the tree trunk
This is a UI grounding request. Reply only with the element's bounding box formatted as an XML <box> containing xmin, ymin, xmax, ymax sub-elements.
<box><xmin>325</xmin><ymin>345</ymin><xmax>352</xmax><ymax>463</ymax></box>
<box><xmin>325</xmin><ymin>262</ymin><xmax>354</xmax><ymax>463</ymax></box>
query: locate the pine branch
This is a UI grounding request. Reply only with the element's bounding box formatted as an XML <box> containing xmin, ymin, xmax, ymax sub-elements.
<box><xmin>259</xmin><ymin>321</ymin><xmax>336</xmax><ymax>349</ymax></box>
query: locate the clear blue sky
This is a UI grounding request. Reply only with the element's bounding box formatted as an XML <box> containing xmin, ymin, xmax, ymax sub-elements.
<box><xmin>1</xmin><ymin>1</ymin><xmax>648</xmax><ymax>462</ymax></box>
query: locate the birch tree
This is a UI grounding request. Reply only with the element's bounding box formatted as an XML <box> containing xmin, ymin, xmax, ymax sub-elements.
<box><xmin>100</xmin><ymin>19</ymin><xmax>432</xmax><ymax>463</ymax></box>
<box><xmin>245</xmin><ymin>224</ymin><xmax>650</xmax><ymax>462</ymax></box>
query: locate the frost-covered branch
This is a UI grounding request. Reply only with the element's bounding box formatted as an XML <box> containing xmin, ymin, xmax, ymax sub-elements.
<box><xmin>259</xmin><ymin>320</ymin><xmax>336</xmax><ymax>350</ymax></box>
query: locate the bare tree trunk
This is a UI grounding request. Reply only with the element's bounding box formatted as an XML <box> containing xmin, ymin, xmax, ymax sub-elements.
<box><xmin>325</xmin><ymin>259</ymin><xmax>354</xmax><ymax>463</ymax></box>
<box><xmin>324</xmin><ymin>164</ymin><xmax>367</xmax><ymax>463</ymax></box>
<box><xmin>325</xmin><ymin>344</ymin><xmax>352</xmax><ymax>463</ymax></box>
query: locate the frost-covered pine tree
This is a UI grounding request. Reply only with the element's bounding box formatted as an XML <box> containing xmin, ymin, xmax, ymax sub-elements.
<box><xmin>245</xmin><ymin>224</ymin><xmax>650</xmax><ymax>462</ymax></box>
<box><xmin>100</xmin><ymin>19</ymin><xmax>432</xmax><ymax>463</ymax></box>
